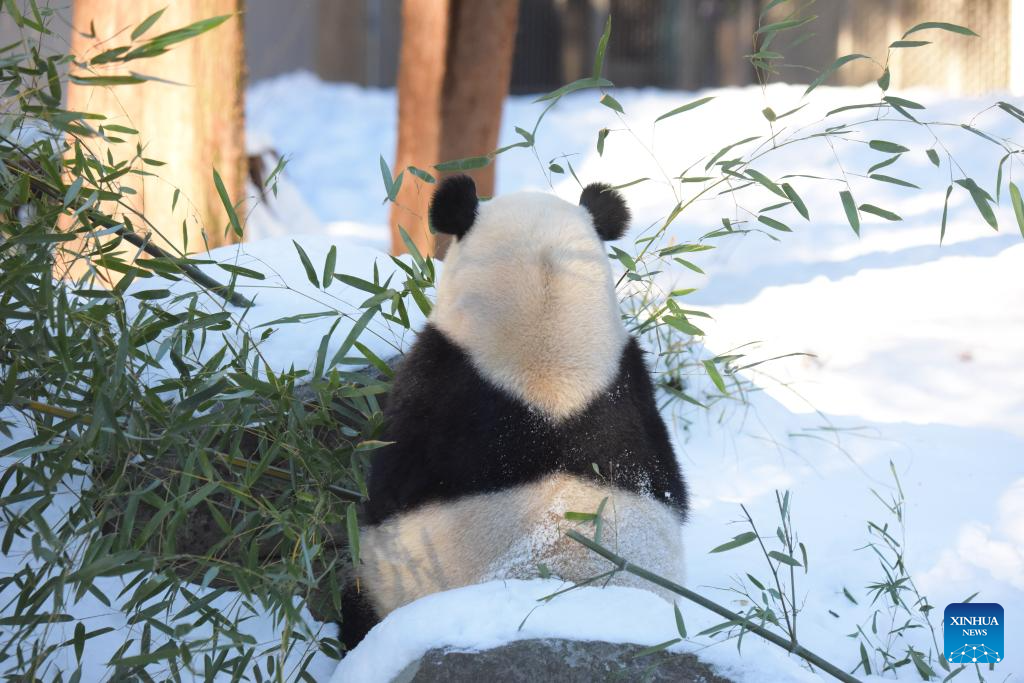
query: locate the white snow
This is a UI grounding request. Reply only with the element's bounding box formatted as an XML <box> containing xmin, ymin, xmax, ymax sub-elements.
<box><xmin>332</xmin><ymin>580</ymin><xmax>830</xmax><ymax>683</ymax></box>
<box><xmin>2</xmin><ymin>72</ymin><xmax>1022</xmax><ymax>681</ymax></box>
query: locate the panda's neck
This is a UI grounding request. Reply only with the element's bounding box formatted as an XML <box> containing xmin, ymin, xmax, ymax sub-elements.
<box><xmin>430</xmin><ymin>303</ymin><xmax>628</xmax><ymax>422</ymax></box>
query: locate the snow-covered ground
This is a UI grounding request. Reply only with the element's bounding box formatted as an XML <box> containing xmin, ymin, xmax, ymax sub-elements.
<box><xmin>2</xmin><ymin>73</ymin><xmax>1021</xmax><ymax>681</ymax></box>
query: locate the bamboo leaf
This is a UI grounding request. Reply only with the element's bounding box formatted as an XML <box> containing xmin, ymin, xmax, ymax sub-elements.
<box><xmin>859</xmin><ymin>642</ymin><xmax>872</xmax><ymax>675</ymax></box>
<box><xmin>213</xmin><ymin>168</ymin><xmax>243</xmax><ymax>237</ymax></box>
<box><xmin>903</xmin><ymin>21</ymin><xmax>978</xmax><ymax>38</ymax></box>
<box><xmin>398</xmin><ymin>225</ymin><xmax>427</xmax><ymax>273</ymax></box>
<box><xmin>110</xmin><ymin>643</ymin><xmax>180</xmax><ymax>668</ymax></box>
<box><xmin>859</xmin><ymin>204</ymin><xmax>902</xmax><ymax>221</ymax></box>
<box><xmin>889</xmin><ymin>40</ymin><xmax>930</xmax><ymax>48</ymax></box>
<box><xmin>592</xmin><ymin>15</ymin><xmax>611</xmax><ymax>78</ymax></box>
<box><xmin>63</xmin><ymin>176</ymin><xmax>84</xmax><ymax>208</ymax></box>
<box><xmin>329</xmin><ymin>306</ymin><xmax>379</xmax><ymax>367</ymax></box>
<box><xmin>705</xmin><ymin>135</ymin><xmax>759</xmax><ymax>170</ymax></box>
<box><xmin>867</xmin><ymin>155</ymin><xmax>899</xmax><ymax>174</ymax></box>
<box><xmin>883</xmin><ymin>95</ymin><xmax>924</xmax><ymax>110</ymax></box>
<box><xmin>347</xmin><ymin>504</ymin><xmax>360</xmax><ymax>565</ymax></box>
<box><xmin>877</xmin><ymin>67</ymin><xmax>890</xmax><ymax>90</ymax></box>
<box><xmin>674</xmin><ymin>258</ymin><xmax>705</xmax><ymax>274</ymax></box>
<box><xmin>600</xmin><ymin>93</ymin><xmax>624</xmax><ymax>114</ymax></box>
<box><xmin>631</xmin><ymin>639</ymin><xmax>682</xmax><ymax>659</ymax></box>
<box><xmin>121</xmin><ymin>15</ymin><xmax>231</xmax><ymax>60</ymax></box>
<box><xmin>768</xmin><ymin>550</ymin><xmax>802</xmax><ymax>567</ymax></box>
<box><xmin>534</xmin><ymin>76</ymin><xmax>613</xmax><ymax>103</ymax></box>
<box><xmin>870</xmin><ymin>174</ymin><xmax>920</xmax><ymax>189</ymax></box>
<box><xmin>827</xmin><ymin>102</ymin><xmax>884</xmax><ymax>117</ymax></box>
<box><xmin>840</xmin><ymin>190</ymin><xmax>860</xmax><ymax>236</ymax></box>
<box><xmin>746</xmin><ymin>169</ymin><xmax>787</xmax><ymax>197</ymax></box>
<box><xmin>869</xmin><ymin>140</ymin><xmax>909</xmax><ymax>154</ymax></box>
<box><xmin>661</xmin><ymin>383</ymin><xmax>706</xmax><ymax>408</ymax></box>
<box><xmin>292</xmin><ymin>240</ymin><xmax>319</xmax><ymax>288</ymax></box>
<box><xmin>702</xmin><ymin>360</ymin><xmax>727</xmax><ymax>394</ymax></box>
<box><xmin>940</xmin><ymin>185</ymin><xmax>953</xmax><ymax>243</ymax></box>
<box><xmin>323</xmin><ymin>245</ymin><xmax>337</xmax><ymax>288</ymax></box>
<box><xmin>710</xmin><ymin>531</ymin><xmax>757</xmax><ymax>553</ymax></box>
<box><xmin>674</xmin><ymin>602</ymin><xmax>687</xmax><ymax>638</ymax></box>
<box><xmin>997</xmin><ymin>101</ymin><xmax>1024</xmax><ymax>125</ymax></box>
<box><xmin>217</xmin><ymin>263</ymin><xmax>265</xmax><ymax>280</ymax></box>
<box><xmin>663</xmin><ymin>315</ymin><xmax>704</xmax><ymax>337</ymax></box>
<box><xmin>758</xmin><ymin>215</ymin><xmax>792</xmax><ymax>232</ymax></box>
<box><xmin>379</xmin><ymin>155</ymin><xmax>403</xmax><ymax>202</ymax></box>
<box><xmin>909</xmin><ymin>647</ymin><xmax>938</xmax><ymax>679</ymax></box>
<box><xmin>954</xmin><ymin>178</ymin><xmax>998</xmax><ymax>229</ymax></box>
<box><xmin>69</xmin><ymin>74</ymin><xmax>146</xmax><ymax>86</ymax></box>
<box><xmin>655</xmin><ymin>96</ymin><xmax>715</xmax><ymax>123</ymax></box>
<box><xmin>130</xmin><ymin>7</ymin><xmax>166</xmax><ymax>40</ymax></box>
<box><xmin>804</xmin><ymin>54</ymin><xmax>868</xmax><ymax>96</ymax></box>
<box><xmin>781</xmin><ymin>183</ymin><xmax>809</xmax><ymax>219</ymax></box>
<box><xmin>960</xmin><ymin>123</ymin><xmax>1002</xmax><ymax>146</ymax></box>
<box><xmin>335</xmin><ymin>273</ymin><xmax>385</xmax><ymax>295</ymax></box>
<box><xmin>1009</xmin><ymin>182</ymin><xmax>1024</xmax><ymax>239</ymax></box>
<box><xmin>434</xmin><ymin>155</ymin><xmax>492</xmax><ymax>172</ymax></box>
<box><xmin>408</xmin><ymin>165</ymin><xmax>435</xmax><ymax>184</ymax></box>
<box><xmin>760</xmin><ymin>0</ymin><xmax>789</xmax><ymax>17</ymax></box>
<box><xmin>610</xmin><ymin>246</ymin><xmax>636</xmax><ymax>271</ymax></box>
<box><xmin>756</xmin><ymin>15</ymin><xmax>816</xmax><ymax>34</ymax></box>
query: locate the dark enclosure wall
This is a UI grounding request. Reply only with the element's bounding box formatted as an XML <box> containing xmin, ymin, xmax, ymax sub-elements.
<box><xmin>0</xmin><ymin>1</ymin><xmax>1017</xmax><ymax>95</ymax></box>
<box><xmin>241</xmin><ymin>0</ymin><xmax>1016</xmax><ymax>95</ymax></box>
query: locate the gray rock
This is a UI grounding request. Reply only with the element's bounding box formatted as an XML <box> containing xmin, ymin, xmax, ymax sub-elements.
<box><xmin>393</xmin><ymin>638</ymin><xmax>735</xmax><ymax>683</ymax></box>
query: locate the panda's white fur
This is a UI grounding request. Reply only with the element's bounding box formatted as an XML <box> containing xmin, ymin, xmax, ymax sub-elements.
<box><xmin>359</xmin><ymin>474</ymin><xmax>685</xmax><ymax>616</ymax></box>
<box><xmin>432</xmin><ymin>191</ymin><xmax>627</xmax><ymax>421</ymax></box>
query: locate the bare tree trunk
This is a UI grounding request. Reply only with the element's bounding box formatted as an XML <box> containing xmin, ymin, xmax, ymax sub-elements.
<box><xmin>64</xmin><ymin>0</ymin><xmax>246</xmax><ymax>271</ymax></box>
<box><xmin>390</xmin><ymin>0</ymin><xmax>519</xmax><ymax>258</ymax></box>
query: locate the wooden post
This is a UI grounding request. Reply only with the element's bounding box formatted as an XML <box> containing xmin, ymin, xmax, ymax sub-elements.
<box><xmin>64</xmin><ymin>0</ymin><xmax>246</xmax><ymax>271</ymax></box>
<box><xmin>389</xmin><ymin>0</ymin><xmax>519</xmax><ymax>258</ymax></box>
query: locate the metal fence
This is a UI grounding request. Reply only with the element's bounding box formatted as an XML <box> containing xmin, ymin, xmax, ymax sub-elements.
<box><xmin>27</xmin><ymin>0</ymin><xmax>1002</xmax><ymax>96</ymax></box>
<box><xmin>508</xmin><ymin>0</ymin><xmax>1016</xmax><ymax>94</ymax></box>
<box><xmin>1</xmin><ymin>1</ymin><xmax>1015</xmax><ymax>94</ymax></box>
<box><xmin>836</xmin><ymin>0</ymin><xmax>1012</xmax><ymax>93</ymax></box>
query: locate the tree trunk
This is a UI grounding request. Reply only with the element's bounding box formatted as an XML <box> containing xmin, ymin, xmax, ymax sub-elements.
<box><xmin>390</xmin><ymin>0</ymin><xmax>519</xmax><ymax>258</ymax></box>
<box><xmin>64</xmin><ymin>0</ymin><xmax>246</xmax><ymax>270</ymax></box>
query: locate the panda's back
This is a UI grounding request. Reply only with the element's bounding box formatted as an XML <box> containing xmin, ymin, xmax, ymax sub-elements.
<box><xmin>364</xmin><ymin>324</ymin><xmax>688</xmax><ymax>526</ymax></box>
<box><xmin>359</xmin><ymin>473</ymin><xmax>686</xmax><ymax>617</ymax></box>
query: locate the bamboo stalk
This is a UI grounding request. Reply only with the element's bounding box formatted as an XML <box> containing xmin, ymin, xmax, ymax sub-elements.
<box><xmin>0</xmin><ymin>135</ymin><xmax>253</xmax><ymax>309</ymax></box>
<box><xmin>115</xmin><ymin>226</ymin><xmax>254</xmax><ymax>308</ymax></box>
<box><xmin>565</xmin><ymin>530</ymin><xmax>862</xmax><ymax>683</ymax></box>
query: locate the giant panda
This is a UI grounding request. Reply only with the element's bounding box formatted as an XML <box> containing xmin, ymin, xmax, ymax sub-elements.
<box><xmin>340</xmin><ymin>175</ymin><xmax>688</xmax><ymax>649</ymax></box>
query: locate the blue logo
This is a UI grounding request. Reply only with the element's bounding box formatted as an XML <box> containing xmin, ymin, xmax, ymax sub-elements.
<box><xmin>944</xmin><ymin>602</ymin><xmax>1004</xmax><ymax>665</ymax></box>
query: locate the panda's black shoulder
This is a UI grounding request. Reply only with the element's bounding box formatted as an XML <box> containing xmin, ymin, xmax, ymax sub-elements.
<box><xmin>365</xmin><ymin>325</ymin><xmax>687</xmax><ymax>523</ymax></box>
<box><xmin>363</xmin><ymin>324</ymin><xmax>500</xmax><ymax>522</ymax></box>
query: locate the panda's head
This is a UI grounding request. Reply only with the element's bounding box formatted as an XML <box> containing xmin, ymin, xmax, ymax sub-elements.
<box><xmin>429</xmin><ymin>175</ymin><xmax>631</xmax><ymax>421</ymax></box>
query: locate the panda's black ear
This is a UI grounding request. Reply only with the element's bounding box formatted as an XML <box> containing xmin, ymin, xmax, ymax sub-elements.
<box><xmin>429</xmin><ymin>174</ymin><xmax>478</xmax><ymax>239</ymax></box>
<box><xmin>580</xmin><ymin>183</ymin><xmax>630</xmax><ymax>241</ymax></box>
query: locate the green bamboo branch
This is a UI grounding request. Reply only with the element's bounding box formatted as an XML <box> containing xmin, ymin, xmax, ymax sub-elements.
<box><xmin>565</xmin><ymin>530</ymin><xmax>861</xmax><ymax>683</ymax></box>
<box><xmin>0</xmin><ymin>133</ymin><xmax>253</xmax><ymax>308</ymax></box>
